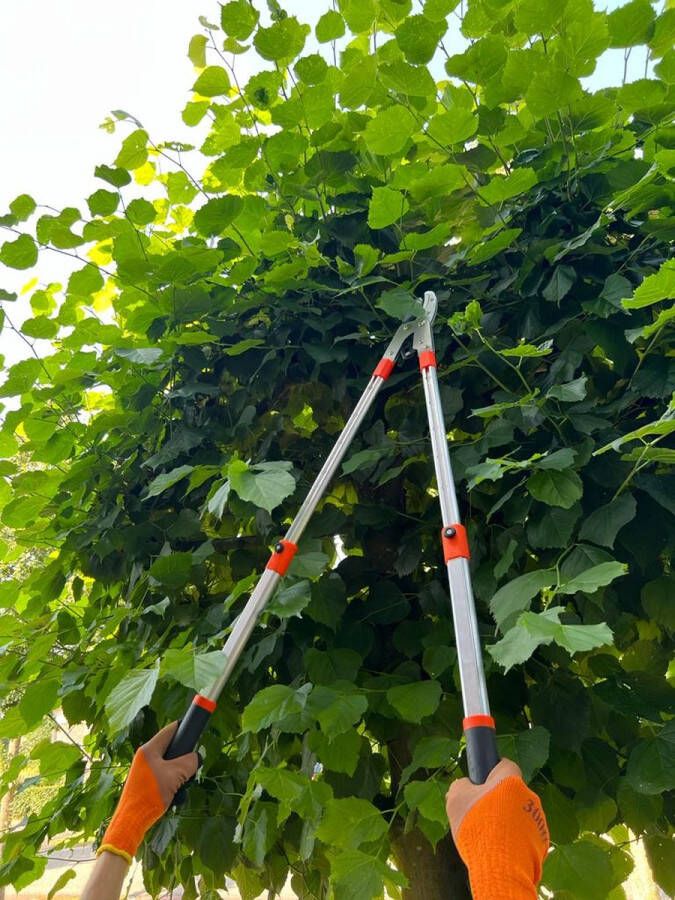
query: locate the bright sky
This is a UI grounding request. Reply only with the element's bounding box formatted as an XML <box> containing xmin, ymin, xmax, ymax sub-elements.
<box><xmin>0</xmin><ymin>0</ymin><xmax>647</xmax><ymax>370</ymax></box>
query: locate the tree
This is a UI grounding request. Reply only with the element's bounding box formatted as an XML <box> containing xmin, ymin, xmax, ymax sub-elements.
<box><xmin>0</xmin><ymin>0</ymin><xmax>673</xmax><ymax>897</ymax></box>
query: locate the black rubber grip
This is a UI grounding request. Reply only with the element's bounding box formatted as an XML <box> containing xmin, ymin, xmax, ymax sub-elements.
<box><xmin>164</xmin><ymin>701</ymin><xmax>211</xmax><ymax>759</ymax></box>
<box><xmin>163</xmin><ymin>700</ymin><xmax>211</xmax><ymax>805</ymax></box>
<box><xmin>465</xmin><ymin>725</ymin><xmax>500</xmax><ymax>785</ymax></box>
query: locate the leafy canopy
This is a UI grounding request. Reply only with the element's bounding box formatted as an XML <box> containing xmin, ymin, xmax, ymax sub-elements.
<box><xmin>0</xmin><ymin>0</ymin><xmax>673</xmax><ymax>897</ymax></box>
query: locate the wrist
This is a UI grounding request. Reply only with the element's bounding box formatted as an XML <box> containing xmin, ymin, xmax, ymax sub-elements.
<box><xmin>95</xmin><ymin>846</ymin><xmax>132</xmax><ymax>866</ymax></box>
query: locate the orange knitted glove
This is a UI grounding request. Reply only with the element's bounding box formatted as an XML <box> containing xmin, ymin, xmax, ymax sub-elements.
<box><xmin>446</xmin><ymin>758</ymin><xmax>549</xmax><ymax>900</ymax></box>
<box><xmin>98</xmin><ymin>722</ymin><xmax>199</xmax><ymax>864</ymax></box>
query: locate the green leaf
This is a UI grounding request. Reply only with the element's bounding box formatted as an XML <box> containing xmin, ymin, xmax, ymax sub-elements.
<box><xmin>445</xmin><ymin>35</ymin><xmax>508</xmax><ymax>84</ymax></box>
<box><xmin>126</xmin><ymin>198</ymin><xmax>156</xmax><ymax>225</ymax></box>
<box><xmin>31</xmin><ymin>740</ymin><xmax>82</xmax><ymax>778</ymax></box>
<box><xmin>149</xmin><ymin>552</ymin><xmax>193</xmax><ymax>589</ymax></box>
<box><xmin>254</xmin><ymin>17</ymin><xmax>309</xmax><ymax>62</ymax></box>
<box><xmin>295</xmin><ymin>54</ymin><xmax>329</xmax><ymax>86</ymax></box>
<box><xmin>144</xmin><ymin>465</ymin><xmax>194</xmax><ymax>499</ymax></box>
<box><xmin>188</xmin><ymin>34</ymin><xmax>207</xmax><ymax>68</ymax></box>
<box><xmin>183</xmin><ymin>99</ymin><xmax>210</xmax><ymax>126</ymax></box>
<box><xmin>290</xmin><ymin>548</ymin><xmax>330</xmax><ymax>579</ymax></box>
<box><xmin>489</xmin><ymin>619</ymin><xmax>550</xmax><ymax>670</ymax></box>
<box><xmin>308</xmin><ymin>684</ymin><xmax>368</xmax><ymax>736</ymax></box>
<box><xmin>115</xmin><ymin>129</ymin><xmax>149</xmax><ymax>170</ymax></box>
<box><xmin>228</xmin><ymin>459</ymin><xmax>296</xmax><ymax>512</ymax></box>
<box><xmin>310</xmin><ymin>729</ymin><xmax>362</xmax><ymax>776</ymax></box>
<box><xmin>543</xmin><ymin>840</ymin><xmax>615</xmax><ymax>900</ymax></box>
<box><xmin>379</xmin><ymin>60</ymin><xmax>436</xmax><ymax>98</ymax></box>
<box><xmin>105</xmin><ymin>666</ymin><xmax>159</xmax><ymax>733</ymax></box>
<box><xmin>468</xmin><ymin>228</ymin><xmax>521</xmax><ymax>265</ymax></box>
<box><xmin>424</xmin><ymin>0</ymin><xmax>459</xmax><ymax>20</ymax></box>
<box><xmin>404</xmin><ymin>777</ymin><xmax>449</xmax><ymax>828</ymax></box>
<box><xmin>480</xmin><ymin>168</ymin><xmax>537</xmax><ymax>204</ymax></box>
<box><xmin>654</xmin><ymin>49</ymin><xmax>675</xmax><ymax>82</ymax></box>
<box><xmin>489</xmin><ymin>569</ymin><xmax>556</xmax><ymax>630</ymax></box>
<box><xmin>9</xmin><ymin>194</ymin><xmax>36</xmax><ymax>221</ymax></box>
<box><xmin>206</xmin><ymin>480</ymin><xmax>231</xmax><ymax>518</ymax></box>
<box><xmin>527</xmin><ymin>504</ymin><xmax>580</xmax><ymax>549</ymax></box>
<box><xmin>316</xmin><ymin>10</ymin><xmax>345</xmax><ymax>42</ymax></box>
<box><xmin>342</xmin><ymin>447</ymin><xmax>391</xmax><ymax>475</ymax></box>
<box><xmin>95</xmin><ymin>164</ymin><xmax>132</xmax><ymax>187</ymax></box>
<box><xmin>641</xmin><ymin>576</ymin><xmax>675</xmax><ymax>631</ymax></box>
<box><xmin>267</xmin><ymin>580</ymin><xmax>312</xmax><ymax>618</ymax></box>
<box><xmin>330</xmin><ymin>850</ymin><xmax>392</xmax><ymax>900</ymax></box>
<box><xmin>87</xmin><ymin>189</ymin><xmax>119</xmax><ymax>217</ymax></box>
<box><xmin>401</xmin><ymin>736</ymin><xmax>459</xmax><ymax>784</ymax></box>
<box><xmin>607</xmin><ymin>0</ymin><xmax>655</xmax><ymax>48</ymax></box>
<box><xmin>644</xmin><ymin>833</ymin><xmax>675</xmax><ymax>896</ymax></box>
<box><xmin>0</xmin><ymin>233</ymin><xmax>37</xmax><ymax>269</ymax></box>
<box><xmin>221</xmin><ymin>0</ymin><xmax>259</xmax><ymax>39</ymax></box>
<box><xmin>650</xmin><ymin>7</ymin><xmax>675</xmax><ymax>56</ymax></box>
<box><xmin>386</xmin><ymin>681</ymin><xmax>442</xmax><ymax>723</ymax></box>
<box><xmin>375</xmin><ymin>287</ymin><xmax>423</xmax><ymax>321</ymax></box>
<box><xmin>0</xmin><ymin>357</ymin><xmax>42</xmax><ymax>397</ymax></box>
<box><xmin>21</xmin><ymin>316</ymin><xmax>58</xmax><ymax>340</ymax></box>
<box><xmin>543</xmin><ymin>265</ymin><xmax>576</xmax><ymax>302</ymax></box>
<box><xmin>526</xmin><ymin>68</ymin><xmax>581</xmax><ymax>118</ymax></box>
<box><xmin>19</xmin><ymin>678</ymin><xmax>59</xmax><ymax>728</ymax></box>
<box><xmin>317</xmin><ymin>798</ymin><xmax>388</xmax><ymax>848</ymax></box>
<box><xmin>254</xmin><ymin>767</ymin><xmax>308</xmax><ymax>821</ymax></box>
<box><xmin>427</xmin><ymin>109</ymin><xmax>477</xmax><ymax>146</ymax></box>
<box><xmin>514</xmin><ymin>0</ymin><xmax>562</xmax><ymax>35</ymax></box>
<box><xmin>193</xmin><ymin>66</ymin><xmax>231</xmax><ymax>97</ymax></box>
<box><xmin>395</xmin><ymin>15</ymin><xmax>444</xmax><ymax>65</ymax></box>
<box><xmin>578</xmin><ymin>493</ymin><xmax>636</xmax><ymax>548</ymax></box>
<box><xmin>490</xmin><ymin>608</ymin><xmax>612</xmax><ymax>670</ymax></box>
<box><xmin>625</xmin><ymin>721</ymin><xmax>675</xmax><ymax>794</ymax></box>
<box><xmin>497</xmin><ymin>726</ymin><xmax>550</xmax><ymax>782</ymax></box>
<box><xmin>557</xmin><ymin>561</ymin><xmax>628</xmax><ymax>595</ymax></box>
<box><xmin>193</xmin><ymin>195</ymin><xmax>244</xmax><ymax>236</ymax></box>
<box><xmin>368</xmin><ymin>187</ymin><xmax>409</xmax><ymax>229</ymax></box>
<box><xmin>242</xmin><ymin>684</ymin><xmax>307</xmax><ymax>732</ymax></box>
<box><xmin>160</xmin><ymin>648</ymin><xmax>225</xmax><ymax>692</ymax></box>
<box><xmin>622</xmin><ymin>259</ymin><xmax>675</xmax><ymax>309</ymax></box>
<box><xmin>547</xmin><ymin>376</ymin><xmax>587</xmax><ymax>402</ymax></box>
<box><xmin>115</xmin><ymin>347</ymin><xmax>163</xmax><ymax>364</ymax></box>
<box><xmin>527</xmin><ymin>468</ymin><xmax>583</xmax><ymax>508</ymax></box>
<box><xmin>363</xmin><ymin>105</ymin><xmax>417</xmax><ymax>156</ymax></box>
<box><xmin>47</xmin><ymin>869</ymin><xmax>77</xmax><ymax>899</ymax></box>
<box><xmin>339</xmin><ymin>0</ymin><xmax>377</xmax><ymax>33</ymax></box>
<box><xmin>535</xmin><ymin>448</ymin><xmax>577</xmax><ymax>470</ymax></box>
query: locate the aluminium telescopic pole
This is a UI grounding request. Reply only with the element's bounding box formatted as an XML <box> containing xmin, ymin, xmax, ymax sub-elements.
<box><xmin>163</xmin><ymin>309</ymin><xmax>428</xmax><ymax>764</ymax></box>
<box><xmin>413</xmin><ymin>294</ymin><xmax>499</xmax><ymax>784</ymax></box>
<box><xmin>163</xmin><ymin>291</ymin><xmax>499</xmax><ymax>787</ymax></box>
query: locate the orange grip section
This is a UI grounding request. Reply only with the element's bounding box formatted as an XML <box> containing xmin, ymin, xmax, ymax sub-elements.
<box><xmin>441</xmin><ymin>524</ymin><xmax>470</xmax><ymax>562</ymax></box>
<box><xmin>194</xmin><ymin>694</ymin><xmax>217</xmax><ymax>713</ymax></box>
<box><xmin>463</xmin><ymin>715</ymin><xmax>495</xmax><ymax>730</ymax></box>
<box><xmin>373</xmin><ymin>357</ymin><xmax>395</xmax><ymax>380</ymax></box>
<box><xmin>266</xmin><ymin>539</ymin><xmax>298</xmax><ymax>575</ymax></box>
<box><xmin>418</xmin><ymin>350</ymin><xmax>437</xmax><ymax>370</ymax></box>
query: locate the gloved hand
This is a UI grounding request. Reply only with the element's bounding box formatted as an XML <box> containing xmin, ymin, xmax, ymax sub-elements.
<box><xmin>97</xmin><ymin>722</ymin><xmax>199</xmax><ymax>863</ymax></box>
<box><xmin>446</xmin><ymin>758</ymin><xmax>549</xmax><ymax>900</ymax></box>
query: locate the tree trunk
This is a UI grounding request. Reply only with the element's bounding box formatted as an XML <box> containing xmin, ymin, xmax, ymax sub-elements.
<box><xmin>0</xmin><ymin>737</ymin><xmax>22</xmax><ymax>900</ymax></box>
<box><xmin>391</xmin><ymin>824</ymin><xmax>471</xmax><ymax>900</ymax></box>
